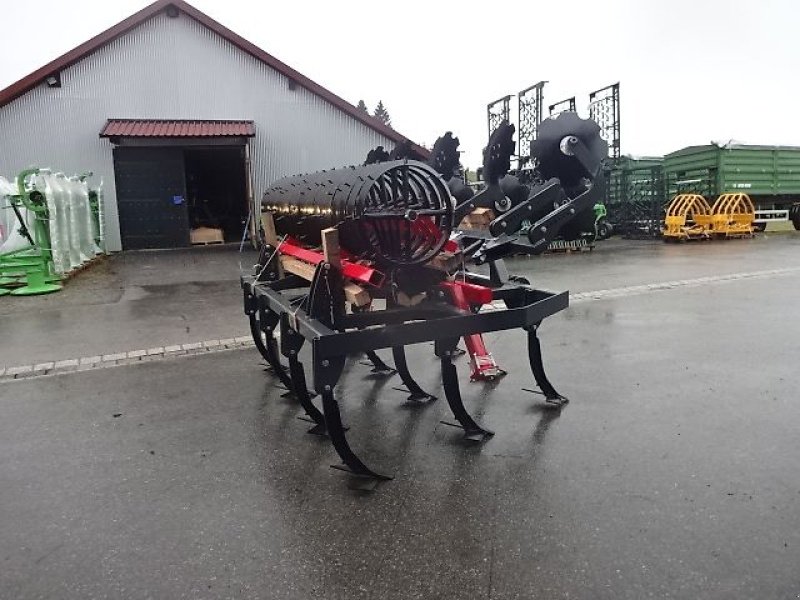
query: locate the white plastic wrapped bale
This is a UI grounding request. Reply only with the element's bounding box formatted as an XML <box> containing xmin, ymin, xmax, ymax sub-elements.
<box><xmin>0</xmin><ymin>176</ymin><xmax>36</xmax><ymax>257</ymax></box>
<box><xmin>93</xmin><ymin>179</ymin><xmax>106</xmax><ymax>253</ymax></box>
<box><xmin>69</xmin><ymin>176</ymin><xmax>100</xmax><ymax>258</ymax></box>
<box><xmin>52</xmin><ymin>173</ymin><xmax>82</xmax><ymax>271</ymax></box>
<box><xmin>64</xmin><ymin>176</ymin><xmax>88</xmax><ymax>264</ymax></box>
<box><xmin>35</xmin><ymin>172</ymin><xmax>69</xmax><ymax>274</ymax></box>
<box><xmin>0</xmin><ymin>177</ymin><xmax>14</xmax><ymax>249</ymax></box>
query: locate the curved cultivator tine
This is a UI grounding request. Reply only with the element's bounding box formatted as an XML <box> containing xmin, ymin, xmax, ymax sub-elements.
<box><xmin>322</xmin><ymin>389</ymin><xmax>393</xmax><ymax>486</ymax></box>
<box><xmin>526</xmin><ymin>327</ymin><xmax>568</xmax><ymax>408</ymax></box>
<box><xmin>288</xmin><ymin>355</ymin><xmax>327</xmax><ymax>435</ymax></box>
<box><xmin>249</xmin><ymin>312</ymin><xmax>294</xmax><ymax>391</ymax></box>
<box><xmin>439</xmin><ymin>346</ymin><xmax>494</xmax><ymax>441</ymax></box>
<box><xmin>391</xmin><ymin>346</ymin><xmax>436</xmax><ymax>402</ymax></box>
<box><xmin>363</xmin><ymin>350</ymin><xmax>396</xmax><ymax>376</ymax></box>
<box><xmin>249</xmin><ymin>312</ymin><xmax>272</xmax><ymax>363</ymax></box>
<box><xmin>351</xmin><ymin>304</ymin><xmax>396</xmax><ymax>376</ymax></box>
<box><xmin>279</xmin><ymin>313</ymin><xmax>328</xmax><ymax>434</ymax></box>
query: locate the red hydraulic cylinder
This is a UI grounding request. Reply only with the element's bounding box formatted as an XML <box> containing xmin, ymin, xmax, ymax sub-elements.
<box><xmin>439</xmin><ymin>281</ymin><xmax>506</xmax><ymax>381</ymax></box>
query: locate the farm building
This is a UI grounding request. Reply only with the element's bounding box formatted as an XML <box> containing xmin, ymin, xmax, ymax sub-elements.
<box><xmin>0</xmin><ymin>0</ymin><xmax>424</xmax><ymax>251</ymax></box>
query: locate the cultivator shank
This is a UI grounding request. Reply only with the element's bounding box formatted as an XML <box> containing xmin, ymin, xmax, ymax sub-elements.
<box><xmin>242</xmin><ymin>112</ymin><xmax>607</xmax><ymax>484</ymax></box>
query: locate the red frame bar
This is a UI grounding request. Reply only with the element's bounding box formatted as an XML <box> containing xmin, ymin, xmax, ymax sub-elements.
<box><xmin>279</xmin><ymin>238</ymin><xmax>385</xmax><ymax>288</ymax></box>
<box><xmin>439</xmin><ymin>280</ymin><xmax>494</xmax><ymax>306</ymax></box>
<box><xmin>440</xmin><ymin>280</ymin><xmax>501</xmax><ymax>381</ymax></box>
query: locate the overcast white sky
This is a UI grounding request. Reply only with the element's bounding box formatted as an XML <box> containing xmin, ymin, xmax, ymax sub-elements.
<box><xmin>1</xmin><ymin>0</ymin><xmax>798</xmax><ymax>167</ymax></box>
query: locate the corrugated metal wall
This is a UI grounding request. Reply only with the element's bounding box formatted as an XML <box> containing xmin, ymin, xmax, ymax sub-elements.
<box><xmin>0</xmin><ymin>12</ymin><xmax>395</xmax><ymax>251</ymax></box>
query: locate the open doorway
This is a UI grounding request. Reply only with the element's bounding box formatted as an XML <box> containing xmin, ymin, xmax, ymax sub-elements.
<box><xmin>184</xmin><ymin>147</ymin><xmax>249</xmax><ymax>242</ymax></box>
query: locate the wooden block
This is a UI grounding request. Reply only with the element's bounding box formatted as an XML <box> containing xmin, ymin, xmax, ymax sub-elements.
<box><xmin>428</xmin><ymin>251</ymin><xmax>462</xmax><ymax>272</ymax></box>
<box><xmin>280</xmin><ymin>256</ymin><xmax>316</xmax><ymax>280</ymax></box>
<box><xmin>260</xmin><ymin>212</ymin><xmax>279</xmax><ymax>246</ymax></box>
<box><xmin>395</xmin><ymin>291</ymin><xmax>427</xmax><ymax>306</ymax></box>
<box><xmin>258</xmin><ymin>212</ymin><xmax>283</xmax><ymax>278</ymax></box>
<box><xmin>279</xmin><ymin>256</ymin><xmax>370</xmax><ymax>307</ymax></box>
<box><xmin>343</xmin><ymin>283</ymin><xmax>371</xmax><ymax>307</ymax></box>
<box><xmin>458</xmin><ymin>208</ymin><xmax>495</xmax><ymax>230</ymax></box>
<box><xmin>321</xmin><ymin>227</ymin><xmax>341</xmax><ymax>269</ymax></box>
<box><xmin>468</xmin><ymin>210</ymin><xmax>494</xmax><ymax>225</ymax></box>
<box><xmin>190</xmin><ymin>227</ymin><xmax>224</xmax><ymax>245</ymax></box>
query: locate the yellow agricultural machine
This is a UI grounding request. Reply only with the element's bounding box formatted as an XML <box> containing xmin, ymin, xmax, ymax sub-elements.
<box><xmin>663</xmin><ymin>193</ymin><xmax>755</xmax><ymax>241</ymax></box>
<box><xmin>709</xmin><ymin>193</ymin><xmax>756</xmax><ymax>238</ymax></box>
<box><xmin>663</xmin><ymin>194</ymin><xmax>713</xmax><ymax>240</ymax></box>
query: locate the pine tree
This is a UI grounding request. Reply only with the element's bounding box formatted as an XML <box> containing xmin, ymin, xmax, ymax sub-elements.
<box><xmin>356</xmin><ymin>99</ymin><xmax>368</xmax><ymax>113</ymax></box>
<box><xmin>373</xmin><ymin>101</ymin><xmax>391</xmax><ymax>127</ymax></box>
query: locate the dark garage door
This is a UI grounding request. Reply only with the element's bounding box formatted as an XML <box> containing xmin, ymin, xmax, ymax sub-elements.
<box><xmin>114</xmin><ymin>147</ymin><xmax>190</xmax><ymax>249</ymax></box>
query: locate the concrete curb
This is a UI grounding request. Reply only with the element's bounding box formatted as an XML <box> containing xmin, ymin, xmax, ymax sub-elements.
<box><xmin>1</xmin><ymin>338</ymin><xmax>256</xmax><ymax>383</ymax></box>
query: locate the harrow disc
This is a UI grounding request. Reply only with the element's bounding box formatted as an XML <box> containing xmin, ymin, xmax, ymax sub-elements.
<box><xmin>428</xmin><ymin>132</ymin><xmax>462</xmax><ymax>178</ymax></box>
<box><xmin>530</xmin><ymin>112</ymin><xmax>607</xmax><ymax>189</ymax></box>
<box><xmin>364</xmin><ymin>146</ymin><xmax>390</xmax><ymax>165</ymax></box>
<box><xmin>482</xmin><ymin>121</ymin><xmax>515</xmax><ymax>185</ymax></box>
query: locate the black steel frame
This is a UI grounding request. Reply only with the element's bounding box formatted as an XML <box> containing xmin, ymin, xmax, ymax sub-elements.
<box><xmin>242</xmin><ymin>261</ymin><xmax>568</xmax><ymax>482</ymax></box>
<box><xmin>517</xmin><ymin>81</ymin><xmax>547</xmax><ymax>171</ymax></box>
<box><xmin>607</xmin><ymin>163</ymin><xmax>665</xmax><ymax>238</ymax></box>
<box><xmin>548</xmin><ymin>97</ymin><xmax>576</xmax><ymax>116</ymax></box>
<box><xmin>589</xmin><ymin>83</ymin><xmax>621</xmax><ymax>160</ymax></box>
<box><xmin>487</xmin><ymin>95</ymin><xmax>512</xmax><ymax>139</ymax></box>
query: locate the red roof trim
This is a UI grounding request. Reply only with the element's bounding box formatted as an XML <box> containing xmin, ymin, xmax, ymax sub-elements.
<box><xmin>99</xmin><ymin>118</ymin><xmax>255</xmax><ymax>138</ymax></box>
<box><xmin>0</xmin><ymin>0</ymin><xmax>428</xmax><ymax>158</ymax></box>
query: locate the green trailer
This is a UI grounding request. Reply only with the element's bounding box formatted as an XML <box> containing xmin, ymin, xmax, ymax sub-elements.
<box><xmin>663</xmin><ymin>144</ymin><xmax>800</xmax><ymax>230</ymax></box>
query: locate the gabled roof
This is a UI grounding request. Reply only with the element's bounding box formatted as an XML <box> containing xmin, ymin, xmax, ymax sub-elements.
<box><xmin>100</xmin><ymin>119</ymin><xmax>255</xmax><ymax>138</ymax></box>
<box><xmin>0</xmin><ymin>0</ymin><xmax>427</xmax><ymax>157</ymax></box>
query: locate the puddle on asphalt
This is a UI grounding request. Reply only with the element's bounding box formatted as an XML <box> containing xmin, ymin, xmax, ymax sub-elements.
<box><xmin>118</xmin><ymin>285</ymin><xmax>150</xmax><ymax>302</ymax></box>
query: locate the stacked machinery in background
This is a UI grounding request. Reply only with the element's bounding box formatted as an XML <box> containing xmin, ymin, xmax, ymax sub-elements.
<box><xmin>0</xmin><ymin>169</ymin><xmax>105</xmax><ymax>296</ymax></box>
<box><xmin>588</xmin><ymin>83</ymin><xmax>663</xmax><ymax>239</ymax></box>
<box><xmin>605</xmin><ymin>155</ymin><xmax>664</xmax><ymax>238</ymax></box>
<box><xmin>494</xmin><ymin>81</ymin><xmax>800</xmax><ymax>237</ymax></box>
<box><xmin>486</xmin><ymin>80</ymin><xmax>620</xmax><ymax>246</ymax></box>
<box><xmin>663</xmin><ymin>144</ymin><xmax>800</xmax><ymax>232</ymax></box>
<box><xmin>662</xmin><ymin>192</ymin><xmax>757</xmax><ymax>241</ymax></box>
<box><xmin>605</xmin><ymin>143</ymin><xmax>800</xmax><ymax>238</ymax></box>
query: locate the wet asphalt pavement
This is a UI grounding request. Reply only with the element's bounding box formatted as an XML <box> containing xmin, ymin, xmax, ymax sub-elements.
<box><xmin>2</xmin><ymin>232</ymin><xmax>798</xmax><ymax>368</ymax></box>
<box><xmin>1</xmin><ymin>235</ymin><xmax>800</xmax><ymax>599</ymax></box>
<box><xmin>0</xmin><ymin>246</ymin><xmax>252</xmax><ymax>368</ymax></box>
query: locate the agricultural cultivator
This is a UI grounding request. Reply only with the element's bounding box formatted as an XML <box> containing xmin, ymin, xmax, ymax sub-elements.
<box><xmin>0</xmin><ymin>169</ymin><xmax>104</xmax><ymax>296</ymax></box>
<box><xmin>241</xmin><ymin>112</ymin><xmax>608</xmax><ymax>484</ymax></box>
<box><xmin>663</xmin><ymin>192</ymin><xmax>756</xmax><ymax>241</ymax></box>
<box><xmin>491</xmin><ymin>81</ymin><xmax>619</xmax><ymax>248</ymax></box>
